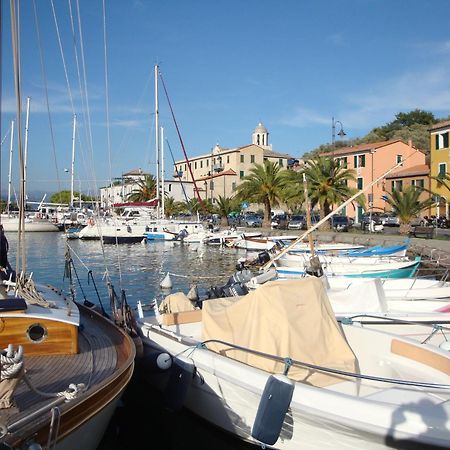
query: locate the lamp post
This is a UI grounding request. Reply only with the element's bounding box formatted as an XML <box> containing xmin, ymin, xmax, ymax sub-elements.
<box><xmin>204</xmin><ymin>181</ymin><xmax>208</xmax><ymax>202</ymax></box>
<box><xmin>369</xmin><ymin>150</ymin><xmax>375</xmax><ymax>230</ymax></box>
<box><xmin>331</xmin><ymin>117</ymin><xmax>346</xmax><ymax>156</ymax></box>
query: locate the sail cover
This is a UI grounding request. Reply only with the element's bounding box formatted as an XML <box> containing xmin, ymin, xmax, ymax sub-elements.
<box><xmin>202</xmin><ymin>277</ymin><xmax>357</xmax><ymax>387</ymax></box>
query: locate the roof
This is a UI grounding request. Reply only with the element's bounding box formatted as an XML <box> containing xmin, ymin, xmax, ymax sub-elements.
<box><xmin>253</xmin><ymin>122</ymin><xmax>268</xmax><ymax>133</ymax></box>
<box><xmin>322</xmin><ymin>140</ymin><xmax>404</xmax><ymax>157</ymax></box>
<box><xmin>123</xmin><ymin>168</ymin><xmax>149</xmax><ymax>176</ymax></box>
<box><xmin>429</xmin><ymin>120</ymin><xmax>450</xmax><ymax>131</ymax></box>
<box><xmin>385</xmin><ymin>164</ymin><xmax>430</xmax><ymax>179</ymax></box>
<box><xmin>197</xmin><ymin>169</ymin><xmax>237</xmax><ymax>181</ymax></box>
<box><xmin>263</xmin><ymin>148</ymin><xmax>293</xmax><ymax>159</ymax></box>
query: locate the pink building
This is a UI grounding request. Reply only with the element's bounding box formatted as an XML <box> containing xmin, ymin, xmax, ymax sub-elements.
<box><xmin>326</xmin><ymin>140</ymin><xmax>426</xmax><ymax>222</ymax></box>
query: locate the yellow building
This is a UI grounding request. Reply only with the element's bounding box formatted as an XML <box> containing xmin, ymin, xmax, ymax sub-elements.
<box><xmin>429</xmin><ymin>120</ymin><xmax>450</xmax><ymax>216</ymax></box>
<box><xmin>173</xmin><ymin>123</ymin><xmax>296</xmax><ymax>204</ymax></box>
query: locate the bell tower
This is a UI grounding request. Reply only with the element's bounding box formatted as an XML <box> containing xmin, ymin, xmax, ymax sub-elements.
<box><xmin>252</xmin><ymin>122</ymin><xmax>269</xmax><ymax>148</ymax></box>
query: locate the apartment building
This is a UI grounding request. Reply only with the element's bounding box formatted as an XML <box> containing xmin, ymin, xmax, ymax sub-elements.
<box><xmin>173</xmin><ymin>123</ymin><xmax>295</xmax><ymax>203</ymax></box>
<box><xmin>430</xmin><ymin>120</ymin><xmax>450</xmax><ymax>216</ymax></box>
<box><xmin>329</xmin><ymin>140</ymin><xmax>426</xmax><ymax>222</ymax></box>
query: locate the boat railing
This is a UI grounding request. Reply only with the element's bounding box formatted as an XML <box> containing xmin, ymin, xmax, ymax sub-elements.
<box><xmin>199</xmin><ymin>338</ymin><xmax>450</xmax><ymax>390</ymax></box>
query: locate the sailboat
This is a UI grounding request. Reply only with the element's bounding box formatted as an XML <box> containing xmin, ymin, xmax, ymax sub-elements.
<box><xmin>0</xmin><ymin>3</ymin><xmax>135</xmax><ymax>448</ymax></box>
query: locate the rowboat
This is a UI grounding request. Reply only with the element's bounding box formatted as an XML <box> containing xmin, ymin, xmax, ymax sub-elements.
<box><xmin>136</xmin><ymin>278</ymin><xmax>450</xmax><ymax>449</ymax></box>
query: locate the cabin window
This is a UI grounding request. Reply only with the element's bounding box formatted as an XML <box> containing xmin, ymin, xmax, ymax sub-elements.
<box><xmin>27</xmin><ymin>323</ymin><xmax>47</xmax><ymax>343</ymax></box>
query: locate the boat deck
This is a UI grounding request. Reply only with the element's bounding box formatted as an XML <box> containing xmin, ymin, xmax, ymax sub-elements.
<box><xmin>1</xmin><ymin>308</ymin><xmax>119</xmax><ymax>433</ymax></box>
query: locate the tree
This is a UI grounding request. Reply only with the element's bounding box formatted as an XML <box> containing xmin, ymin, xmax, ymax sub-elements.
<box><xmin>214</xmin><ymin>195</ymin><xmax>235</xmax><ymax>226</ymax></box>
<box><xmin>301</xmin><ymin>156</ymin><xmax>364</xmax><ymax>230</ymax></box>
<box><xmin>235</xmin><ymin>160</ymin><xmax>285</xmax><ymax>227</ymax></box>
<box><xmin>50</xmin><ymin>190</ymin><xmax>93</xmax><ymax>204</ymax></box>
<box><xmin>163</xmin><ymin>196</ymin><xmax>185</xmax><ymax>218</ymax></box>
<box><xmin>127</xmin><ymin>175</ymin><xmax>157</xmax><ymax>202</ymax></box>
<box><xmin>278</xmin><ymin>169</ymin><xmax>305</xmax><ymax>212</ymax></box>
<box><xmin>384</xmin><ymin>186</ymin><xmax>435</xmax><ymax>235</ymax></box>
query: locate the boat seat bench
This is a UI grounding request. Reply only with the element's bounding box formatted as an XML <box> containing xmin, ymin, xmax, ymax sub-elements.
<box><xmin>391</xmin><ymin>339</ymin><xmax>450</xmax><ymax>375</ymax></box>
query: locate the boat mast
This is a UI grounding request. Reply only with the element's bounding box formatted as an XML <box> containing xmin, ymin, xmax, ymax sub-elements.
<box><xmin>23</xmin><ymin>96</ymin><xmax>30</xmax><ymax>209</ymax></box>
<box><xmin>70</xmin><ymin>114</ymin><xmax>76</xmax><ymax>209</ymax></box>
<box><xmin>7</xmin><ymin>120</ymin><xmax>14</xmax><ymax>215</ymax></box>
<box><xmin>161</xmin><ymin>126</ymin><xmax>165</xmax><ymax>218</ymax></box>
<box><xmin>302</xmin><ymin>174</ymin><xmax>315</xmax><ymax>257</ymax></box>
<box><xmin>155</xmin><ymin>64</ymin><xmax>160</xmax><ymax>219</ymax></box>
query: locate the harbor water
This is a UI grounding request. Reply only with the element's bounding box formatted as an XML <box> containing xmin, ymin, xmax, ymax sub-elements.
<box><xmin>5</xmin><ymin>231</ymin><xmax>256</xmax><ymax>449</ymax></box>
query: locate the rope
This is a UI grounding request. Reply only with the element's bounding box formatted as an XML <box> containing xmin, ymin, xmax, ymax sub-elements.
<box><xmin>15</xmin><ymin>271</ymin><xmax>54</xmax><ymax>308</ymax></box>
<box><xmin>0</xmin><ymin>345</ymin><xmax>24</xmax><ymax>378</ymax></box>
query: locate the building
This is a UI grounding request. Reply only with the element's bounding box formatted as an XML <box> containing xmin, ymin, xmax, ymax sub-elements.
<box><xmin>429</xmin><ymin>120</ymin><xmax>450</xmax><ymax>217</ymax></box>
<box><xmin>173</xmin><ymin>123</ymin><xmax>296</xmax><ymax>204</ymax></box>
<box><xmin>100</xmin><ymin>168</ymin><xmax>195</xmax><ymax>209</ymax></box>
<box><xmin>384</xmin><ymin>164</ymin><xmax>433</xmax><ymax>217</ymax></box>
<box><xmin>328</xmin><ymin>140</ymin><xmax>426</xmax><ymax>222</ymax></box>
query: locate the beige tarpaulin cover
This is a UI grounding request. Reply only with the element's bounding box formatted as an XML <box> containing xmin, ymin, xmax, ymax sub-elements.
<box><xmin>159</xmin><ymin>292</ymin><xmax>197</xmax><ymax>314</ymax></box>
<box><xmin>201</xmin><ymin>277</ymin><xmax>357</xmax><ymax>387</ymax></box>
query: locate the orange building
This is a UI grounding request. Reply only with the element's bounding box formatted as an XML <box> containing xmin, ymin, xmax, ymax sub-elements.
<box><xmin>328</xmin><ymin>140</ymin><xmax>426</xmax><ymax>222</ymax></box>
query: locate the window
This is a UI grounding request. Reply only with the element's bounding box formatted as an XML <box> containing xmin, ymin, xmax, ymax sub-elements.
<box><xmin>231</xmin><ymin>182</ymin><xmax>236</xmax><ymax>191</ymax></box>
<box><xmin>210</xmin><ymin>181</ymin><xmax>214</xmax><ymax>191</ymax></box>
<box><xmin>338</xmin><ymin>157</ymin><xmax>347</xmax><ymax>168</ymax></box>
<box><xmin>200</xmin><ymin>161</ymin><xmax>203</xmax><ymax>168</ymax></box>
<box><xmin>357</xmin><ymin>177</ymin><xmax>363</xmax><ymax>190</ymax></box>
<box><xmin>194</xmin><ymin>161</ymin><xmax>197</xmax><ymax>169</ymax></box>
<box><xmin>394</xmin><ymin>180</ymin><xmax>403</xmax><ymax>191</ymax></box>
<box><xmin>240</xmin><ymin>155</ymin><xmax>244</xmax><ymax>163</ymax></box>
<box><xmin>439</xmin><ymin>163</ymin><xmax>446</xmax><ymax>176</ymax></box>
<box><xmin>279</xmin><ymin>159</ymin><xmax>283</xmax><ymax>167</ymax></box>
<box><xmin>227</xmin><ymin>155</ymin><xmax>230</xmax><ymax>163</ymax></box>
<box><xmin>240</xmin><ymin>171</ymin><xmax>244</xmax><ymax>179</ymax></box>
<box><xmin>168</xmin><ymin>184</ymin><xmax>172</xmax><ymax>192</ymax></box>
<box><xmin>206</xmin><ymin>160</ymin><xmax>209</xmax><ymax>167</ymax></box>
<box><xmin>436</xmin><ymin>132</ymin><xmax>450</xmax><ymax>150</ymax></box>
<box><xmin>396</xmin><ymin>155</ymin><xmax>402</xmax><ymax>164</ymax></box>
<box><xmin>184</xmin><ymin>164</ymin><xmax>187</xmax><ymax>171</ymax></box>
<box><xmin>251</xmin><ymin>155</ymin><xmax>255</xmax><ymax>163</ymax></box>
<box><xmin>416</xmin><ymin>179</ymin><xmax>424</xmax><ymax>189</ymax></box>
<box><xmin>354</xmin><ymin>154</ymin><xmax>365</xmax><ymax>168</ymax></box>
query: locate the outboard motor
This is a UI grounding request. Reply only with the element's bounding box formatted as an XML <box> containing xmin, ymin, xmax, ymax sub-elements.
<box><xmin>305</xmin><ymin>256</ymin><xmax>323</xmax><ymax>277</ymax></box>
<box><xmin>256</xmin><ymin>251</ymin><xmax>271</xmax><ymax>265</ymax></box>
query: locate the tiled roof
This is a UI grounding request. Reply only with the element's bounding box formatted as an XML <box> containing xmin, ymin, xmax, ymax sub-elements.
<box><xmin>321</xmin><ymin>140</ymin><xmax>402</xmax><ymax>157</ymax></box>
<box><xmin>263</xmin><ymin>149</ymin><xmax>293</xmax><ymax>158</ymax></box>
<box><xmin>385</xmin><ymin>164</ymin><xmax>429</xmax><ymax>179</ymax></box>
<box><xmin>429</xmin><ymin>120</ymin><xmax>450</xmax><ymax>131</ymax></box>
<box><xmin>123</xmin><ymin>168</ymin><xmax>149</xmax><ymax>176</ymax></box>
<box><xmin>197</xmin><ymin>169</ymin><xmax>237</xmax><ymax>181</ymax></box>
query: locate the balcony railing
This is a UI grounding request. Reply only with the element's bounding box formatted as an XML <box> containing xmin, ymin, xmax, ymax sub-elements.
<box><xmin>173</xmin><ymin>171</ymin><xmax>183</xmax><ymax>178</ymax></box>
<box><xmin>213</xmin><ymin>163</ymin><xmax>224</xmax><ymax>173</ymax></box>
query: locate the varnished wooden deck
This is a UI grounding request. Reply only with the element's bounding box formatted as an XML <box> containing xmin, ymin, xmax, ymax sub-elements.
<box><xmin>0</xmin><ymin>304</ymin><xmax>135</xmax><ymax>447</ymax></box>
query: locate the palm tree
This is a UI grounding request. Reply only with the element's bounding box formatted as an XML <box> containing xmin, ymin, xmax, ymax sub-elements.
<box><xmin>278</xmin><ymin>169</ymin><xmax>305</xmax><ymax>212</ymax></box>
<box><xmin>302</xmin><ymin>156</ymin><xmax>364</xmax><ymax>230</ymax></box>
<box><xmin>214</xmin><ymin>195</ymin><xmax>235</xmax><ymax>226</ymax></box>
<box><xmin>385</xmin><ymin>186</ymin><xmax>436</xmax><ymax>234</ymax></box>
<box><xmin>127</xmin><ymin>175</ymin><xmax>157</xmax><ymax>202</ymax></box>
<box><xmin>163</xmin><ymin>196</ymin><xmax>185</xmax><ymax>218</ymax></box>
<box><xmin>235</xmin><ymin>160</ymin><xmax>284</xmax><ymax>227</ymax></box>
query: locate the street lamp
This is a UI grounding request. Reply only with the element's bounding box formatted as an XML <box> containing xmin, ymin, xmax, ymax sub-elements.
<box><xmin>331</xmin><ymin>117</ymin><xmax>346</xmax><ymax>156</ymax></box>
<box><xmin>204</xmin><ymin>181</ymin><xmax>208</xmax><ymax>201</ymax></box>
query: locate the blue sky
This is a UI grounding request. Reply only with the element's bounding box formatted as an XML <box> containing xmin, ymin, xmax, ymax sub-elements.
<box><xmin>1</xmin><ymin>0</ymin><xmax>450</xmax><ymax>198</ymax></box>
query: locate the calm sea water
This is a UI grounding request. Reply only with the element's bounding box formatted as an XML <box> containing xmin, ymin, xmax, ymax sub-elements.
<box><xmin>5</xmin><ymin>231</ymin><xmax>255</xmax><ymax>450</ymax></box>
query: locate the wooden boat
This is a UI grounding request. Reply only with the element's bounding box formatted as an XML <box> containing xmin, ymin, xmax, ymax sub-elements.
<box><xmin>0</xmin><ymin>276</ymin><xmax>135</xmax><ymax>449</ymax></box>
<box><xmin>136</xmin><ymin>278</ymin><xmax>450</xmax><ymax>449</ymax></box>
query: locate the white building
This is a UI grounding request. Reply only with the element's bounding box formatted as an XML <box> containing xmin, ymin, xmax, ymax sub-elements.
<box><xmin>99</xmin><ymin>168</ymin><xmax>195</xmax><ymax>209</ymax></box>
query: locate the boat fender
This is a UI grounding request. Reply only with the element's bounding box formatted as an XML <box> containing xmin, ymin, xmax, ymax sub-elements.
<box><xmin>160</xmin><ymin>272</ymin><xmax>173</xmax><ymax>289</ymax></box>
<box><xmin>251</xmin><ymin>374</ymin><xmax>294</xmax><ymax>446</ymax></box>
<box><xmin>163</xmin><ymin>355</ymin><xmax>195</xmax><ymax>412</ymax></box>
<box><xmin>142</xmin><ymin>350</ymin><xmax>173</xmax><ymax>372</ymax></box>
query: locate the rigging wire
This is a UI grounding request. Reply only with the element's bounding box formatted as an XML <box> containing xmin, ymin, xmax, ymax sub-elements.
<box><xmin>32</xmin><ymin>0</ymin><xmax>62</xmax><ymax>196</ymax></box>
<box><xmin>0</xmin><ymin>0</ymin><xmax>2</xmax><ymax>214</ymax></box>
<box><xmin>166</xmin><ymin>138</ymin><xmax>189</xmax><ymax>204</ymax></box>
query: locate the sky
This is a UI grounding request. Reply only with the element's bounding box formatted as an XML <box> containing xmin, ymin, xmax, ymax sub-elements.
<box><xmin>1</xmin><ymin>0</ymin><xmax>450</xmax><ymax>199</ymax></box>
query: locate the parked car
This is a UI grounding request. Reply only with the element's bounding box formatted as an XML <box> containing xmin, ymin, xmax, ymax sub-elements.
<box><xmin>243</xmin><ymin>214</ymin><xmax>263</xmax><ymax>227</ymax></box>
<box><xmin>288</xmin><ymin>215</ymin><xmax>305</xmax><ymax>230</ymax></box>
<box><xmin>331</xmin><ymin>215</ymin><xmax>352</xmax><ymax>232</ymax></box>
<box><xmin>360</xmin><ymin>212</ymin><xmax>383</xmax><ymax>230</ymax></box>
<box><xmin>301</xmin><ymin>214</ymin><xmax>320</xmax><ymax>230</ymax></box>
<box><xmin>380</xmin><ymin>213</ymin><xmax>400</xmax><ymax>227</ymax></box>
<box><xmin>271</xmin><ymin>214</ymin><xmax>289</xmax><ymax>229</ymax></box>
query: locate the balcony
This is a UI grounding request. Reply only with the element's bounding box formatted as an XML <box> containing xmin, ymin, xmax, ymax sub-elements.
<box><xmin>212</xmin><ymin>163</ymin><xmax>224</xmax><ymax>173</ymax></box>
<box><xmin>173</xmin><ymin>170</ymin><xmax>183</xmax><ymax>178</ymax></box>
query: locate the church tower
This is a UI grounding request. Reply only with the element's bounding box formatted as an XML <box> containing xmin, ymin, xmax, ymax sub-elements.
<box><xmin>252</xmin><ymin>122</ymin><xmax>269</xmax><ymax>148</ymax></box>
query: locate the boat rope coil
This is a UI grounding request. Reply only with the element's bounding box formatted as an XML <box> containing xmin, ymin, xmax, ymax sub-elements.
<box><xmin>0</xmin><ymin>345</ymin><xmax>24</xmax><ymax>379</ymax></box>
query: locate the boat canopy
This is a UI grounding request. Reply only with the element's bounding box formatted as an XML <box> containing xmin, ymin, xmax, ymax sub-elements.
<box><xmin>201</xmin><ymin>277</ymin><xmax>357</xmax><ymax>387</ymax></box>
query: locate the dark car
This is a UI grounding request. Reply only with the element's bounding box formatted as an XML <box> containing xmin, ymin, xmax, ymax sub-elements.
<box><xmin>301</xmin><ymin>214</ymin><xmax>320</xmax><ymax>230</ymax></box>
<box><xmin>331</xmin><ymin>215</ymin><xmax>352</xmax><ymax>232</ymax></box>
<box><xmin>288</xmin><ymin>215</ymin><xmax>305</xmax><ymax>230</ymax></box>
<box><xmin>243</xmin><ymin>214</ymin><xmax>263</xmax><ymax>227</ymax></box>
<box><xmin>271</xmin><ymin>214</ymin><xmax>289</xmax><ymax>229</ymax></box>
<box><xmin>360</xmin><ymin>212</ymin><xmax>383</xmax><ymax>230</ymax></box>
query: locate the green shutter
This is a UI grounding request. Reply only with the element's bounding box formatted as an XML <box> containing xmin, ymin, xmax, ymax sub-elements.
<box><xmin>354</xmin><ymin>155</ymin><xmax>357</xmax><ymax>167</ymax></box>
<box><xmin>444</xmin><ymin>132</ymin><xmax>449</xmax><ymax>148</ymax></box>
